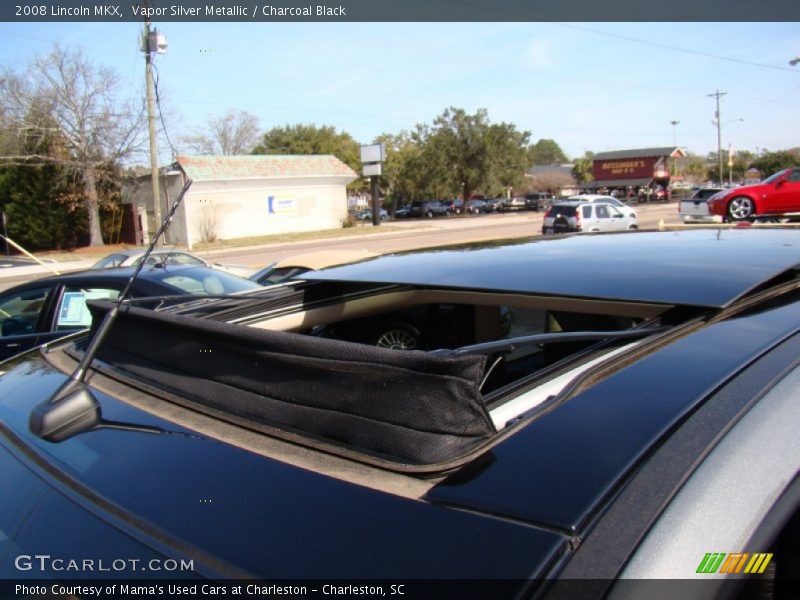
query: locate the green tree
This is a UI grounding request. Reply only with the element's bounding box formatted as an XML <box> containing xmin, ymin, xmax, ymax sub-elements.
<box><xmin>0</xmin><ymin>127</ymin><xmax>87</xmax><ymax>249</ymax></box>
<box><xmin>572</xmin><ymin>152</ymin><xmax>594</xmax><ymax>184</ymax></box>
<box><xmin>374</xmin><ymin>130</ymin><xmax>424</xmax><ymax>209</ymax></box>
<box><xmin>751</xmin><ymin>150</ymin><xmax>800</xmax><ymax>178</ymax></box>
<box><xmin>253</xmin><ymin>123</ymin><xmax>365</xmax><ymax>192</ymax></box>
<box><xmin>420</xmin><ymin>107</ymin><xmax>529</xmax><ymax>201</ymax></box>
<box><xmin>528</xmin><ymin>139</ymin><xmax>568</xmax><ymax>166</ymax></box>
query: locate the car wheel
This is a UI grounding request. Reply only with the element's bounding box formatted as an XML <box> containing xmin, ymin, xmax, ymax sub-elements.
<box><xmin>426</xmin><ymin>210</ymin><xmax>434</xmax><ymax>218</ymax></box>
<box><xmin>628</xmin><ymin>224</ymin><xmax>638</xmax><ymax>229</ymax></box>
<box><xmin>455</xmin><ymin>208</ymin><xmax>461</xmax><ymax>215</ymax></box>
<box><xmin>374</xmin><ymin>323</ymin><xmax>420</xmax><ymax>351</ymax></box>
<box><xmin>727</xmin><ymin>196</ymin><xmax>755</xmax><ymax>221</ymax></box>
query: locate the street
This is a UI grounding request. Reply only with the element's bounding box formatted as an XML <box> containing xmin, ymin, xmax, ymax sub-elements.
<box><xmin>0</xmin><ymin>202</ymin><xmax>679</xmax><ymax>292</ymax></box>
<box><xmin>199</xmin><ymin>202</ymin><xmax>679</xmax><ymax>268</ymax></box>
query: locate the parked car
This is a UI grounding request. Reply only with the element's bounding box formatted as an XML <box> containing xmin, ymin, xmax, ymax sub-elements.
<box><xmin>442</xmin><ymin>199</ymin><xmax>464</xmax><ymax>215</ymax></box>
<box><xmin>524</xmin><ymin>192</ymin><xmax>554</xmax><ymax>211</ymax></box>
<box><xmin>678</xmin><ymin>187</ymin><xmax>724</xmax><ymax>222</ymax></box>
<box><xmin>393</xmin><ymin>205</ymin><xmax>412</xmax><ymax>218</ymax></box>
<box><xmin>465</xmin><ymin>199</ymin><xmax>488</xmax><ymax>214</ymax></box>
<box><xmin>4</xmin><ymin>229</ymin><xmax>800</xmax><ymax>592</ymax></box>
<box><xmin>542</xmin><ymin>200</ymin><xmax>638</xmax><ymax>234</ymax></box>
<box><xmin>91</xmin><ymin>249</ymin><xmax>254</xmax><ymax>278</ymax></box>
<box><xmin>249</xmin><ymin>249</ymin><xmax>377</xmax><ymax>285</ymax></box>
<box><xmin>483</xmin><ymin>197</ymin><xmax>505</xmax><ymax>212</ymax></box>
<box><xmin>354</xmin><ymin>208</ymin><xmax>388</xmax><ymax>220</ymax></box>
<box><xmin>500</xmin><ymin>197</ymin><xmax>526</xmax><ymax>211</ymax></box>
<box><xmin>567</xmin><ymin>194</ymin><xmax>637</xmax><ymax>219</ymax></box>
<box><xmin>409</xmin><ymin>200</ymin><xmax>449</xmax><ymax>218</ymax></box>
<box><xmin>0</xmin><ymin>265</ymin><xmax>261</xmax><ymax>361</ymax></box>
<box><xmin>707</xmin><ymin>167</ymin><xmax>800</xmax><ymax>221</ymax></box>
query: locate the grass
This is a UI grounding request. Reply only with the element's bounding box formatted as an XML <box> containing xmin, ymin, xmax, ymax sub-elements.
<box><xmin>18</xmin><ymin>221</ymin><xmax>435</xmax><ymax>261</ymax></box>
<box><xmin>191</xmin><ymin>222</ymin><xmax>431</xmax><ymax>251</ymax></box>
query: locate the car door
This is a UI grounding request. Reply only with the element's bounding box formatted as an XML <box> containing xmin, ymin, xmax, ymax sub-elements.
<box><xmin>591</xmin><ymin>204</ymin><xmax>614</xmax><ymax>231</ymax></box>
<box><xmin>0</xmin><ymin>285</ymin><xmax>55</xmax><ymax>360</ymax></box>
<box><xmin>607</xmin><ymin>205</ymin><xmax>629</xmax><ymax>230</ymax></box>
<box><xmin>773</xmin><ymin>168</ymin><xmax>800</xmax><ymax>213</ymax></box>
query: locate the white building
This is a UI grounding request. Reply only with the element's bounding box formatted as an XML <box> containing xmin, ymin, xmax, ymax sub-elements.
<box><xmin>124</xmin><ymin>155</ymin><xmax>357</xmax><ymax>248</ymax></box>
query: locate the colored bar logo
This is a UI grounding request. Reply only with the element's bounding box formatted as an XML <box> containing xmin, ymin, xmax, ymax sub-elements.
<box><xmin>696</xmin><ymin>552</ymin><xmax>773</xmax><ymax>574</ymax></box>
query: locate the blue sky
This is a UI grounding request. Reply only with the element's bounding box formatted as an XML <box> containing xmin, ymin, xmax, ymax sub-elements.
<box><xmin>1</xmin><ymin>22</ymin><xmax>799</xmax><ymax>163</ymax></box>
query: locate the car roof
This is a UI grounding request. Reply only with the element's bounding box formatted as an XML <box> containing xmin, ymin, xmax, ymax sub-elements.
<box><xmin>23</xmin><ymin>264</ymin><xmax>225</xmax><ymax>288</ymax></box>
<box><xmin>568</xmin><ymin>194</ymin><xmax>616</xmax><ymax>201</ymax></box>
<box><xmin>304</xmin><ymin>229</ymin><xmax>800</xmax><ymax>309</ymax></box>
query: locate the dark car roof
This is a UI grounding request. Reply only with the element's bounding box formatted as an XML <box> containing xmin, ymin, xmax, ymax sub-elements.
<box><xmin>19</xmin><ymin>265</ymin><xmax>259</xmax><ymax>295</ymax></box>
<box><xmin>304</xmin><ymin>229</ymin><xmax>800</xmax><ymax>309</ymax></box>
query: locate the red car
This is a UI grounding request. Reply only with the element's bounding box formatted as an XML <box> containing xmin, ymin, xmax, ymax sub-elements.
<box><xmin>707</xmin><ymin>167</ymin><xmax>800</xmax><ymax>221</ymax></box>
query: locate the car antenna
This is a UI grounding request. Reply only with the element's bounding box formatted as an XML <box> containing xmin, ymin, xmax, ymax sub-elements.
<box><xmin>29</xmin><ymin>179</ymin><xmax>193</xmax><ymax>442</ymax></box>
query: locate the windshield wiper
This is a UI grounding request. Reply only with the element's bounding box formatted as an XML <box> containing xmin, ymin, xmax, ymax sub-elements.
<box><xmin>29</xmin><ymin>179</ymin><xmax>193</xmax><ymax>442</ymax></box>
<box><xmin>429</xmin><ymin>326</ymin><xmax>668</xmax><ymax>358</ymax></box>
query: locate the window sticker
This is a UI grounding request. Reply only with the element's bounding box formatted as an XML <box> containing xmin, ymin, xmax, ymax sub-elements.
<box><xmin>57</xmin><ymin>290</ymin><xmax>119</xmax><ymax>328</ymax></box>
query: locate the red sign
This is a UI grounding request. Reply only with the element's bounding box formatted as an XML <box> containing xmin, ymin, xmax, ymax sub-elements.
<box><xmin>592</xmin><ymin>156</ymin><xmax>664</xmax><ymax>181</ymax></box>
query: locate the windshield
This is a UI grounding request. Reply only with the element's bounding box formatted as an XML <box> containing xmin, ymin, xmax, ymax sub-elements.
<box><xmin>550</xmin><ymin>205</ymin><xmax>577</xmax><ymax>217</ymax></box>
<box><xmin>150</xmin><ymin>268</ymin><xmax>263</xmax><ymax>295</ymax></box>
<box><xmin>762</xmin><ymin>169</ymin><xmax>790</xmax><ymax>185</ymax></box>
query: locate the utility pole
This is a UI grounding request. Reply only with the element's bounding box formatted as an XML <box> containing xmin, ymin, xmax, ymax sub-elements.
<box><xmin>708</xmin><ymin>90</ymin><xmax>726</xmax><ymax>186</ymax></box>
<box><xmin>142</xmin><ymin>4</ymin><xmax>161</xmax><ymax>245</ymax></box>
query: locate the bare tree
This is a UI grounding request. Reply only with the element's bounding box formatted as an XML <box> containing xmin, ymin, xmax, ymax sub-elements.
<box><xmin>183</xmin><ymin>109</ymin><xmax>260</xmax><ymax>155</ymax></box>
<box><xmin>0</xmin><ymin>45</ymin><xmax>145</xmax><ymax>246</ymax></box>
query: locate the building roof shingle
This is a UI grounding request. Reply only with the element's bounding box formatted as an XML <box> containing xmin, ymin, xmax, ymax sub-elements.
<box><xmin>593</xmin><ymin>147</ymin><xmax>685</xmax><ymax>160</ymax></box>
<box><xmin>176</xmin><ymin>155</ymin><xmax>357</xmax><ymax>181</ymax></box>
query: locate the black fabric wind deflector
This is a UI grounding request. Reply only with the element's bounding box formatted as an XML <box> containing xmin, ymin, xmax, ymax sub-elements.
<box><xmin>86</xmin><ymin>302</ymin><xmax>494</xmax><ymax>466</ymax></box>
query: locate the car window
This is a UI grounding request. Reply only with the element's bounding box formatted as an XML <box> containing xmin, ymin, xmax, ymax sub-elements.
<box><xmin>0</xmin><ymin>287</ymin><xmax>51</xmax><ymax>337</ymax></box>
<box><xmin>762</xmin><ymin>169</ymin><xmax>790</xmax><ymax>184</ymax></box>
<box><xmin>551</xmin><ymin>205</ymin><xmax>577</xmax><ymax>217</ymax></box>
<box><xmin>609</xmin><ymin>206</ymin><xmax>623</xmax><ymax>218</ymax></box>
<box><xmin>56</xmin><ymin>287</ymin><xmax>121</xmax><ymax>330</ymax></box>
<box><xmin>695</xmin><ymin>189</ymin><xmax>722</xmax><ymax>199</ymax></box>
<box><xmin>165</xmin><ymin>253</ymin><xmax>206</xmax><ymax>267</ymax></box>
<box><xmin>93</xmin><ymin>254</ymin><xmax>127</xmax><ymax>269</ymax></box>
<box><xmin>788</xmin><ymin>169</ymin><xmax>800</xmax><ymax>183</ymax></box>
<box><xmin>160</xmin><ymin>271</ymin><xmax>259</xmax><ymax>295</ymax></box>
<box><xmin>596</xmin><ymin>205</ymin><xmax>611</xmax><ymax>219</ymax></box>
<box><xmin>582</xmin><ymin>206</ymin><xmax>592</xmax><ymax>219</ymax></box>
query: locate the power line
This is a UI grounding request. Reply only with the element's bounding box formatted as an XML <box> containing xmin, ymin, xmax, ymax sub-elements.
<box><xmin>152</xmin><ymin>63</ymin><xmax>178</xmax><ymax>160</ymax></box>
<box><xmin>554</xmin><ymin>23</ymin><xmax>799</xmax><ymax>73</ymax></box>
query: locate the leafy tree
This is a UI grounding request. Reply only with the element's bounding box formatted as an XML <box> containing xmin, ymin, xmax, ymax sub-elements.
<box><xmin>0</xmin><ymin>46</ymin><xmax>146</xmax><ymax>246</ymax></box>
<box><xmin>528</xmin><ymin>139</ymin><xmax>568</xmax><ymax>166</ymax></box>
<box><xmin>374</xmin><ymin>131</ymin><xmax>424</xmax><ymax>209</ymax></box>
<box><xmin>572</xmin><ymin>156</ymin><xmax>594</xmax><ymax>184</ymax></box>
<box><xmin>183</xmin><ymin>109</ymin><xmax>260</xmax><ymax>155</ymax></box>
<box><xmin>420</xmin><ymin>107</ymin><xmax>530</xmax><ymax>201</ymax></box>
<box><xmin>0</xmin><ymin>127</ymin><xmax>85</xmax><ymax>249</ymax></box>
<box><xmin>750</xmin><ymin>150</ymin><xmax>800</xmax><ymax>178</ymax></box>
<box><xmin>253</xmin><ymin>123</ymin><xmax>364</xmax><ymax>191</ymax></box>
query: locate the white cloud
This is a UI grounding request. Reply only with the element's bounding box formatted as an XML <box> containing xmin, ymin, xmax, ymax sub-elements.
<box><xmin>527</xmin><ymin>38</ymin><xmax>555</xmax><ymax>69</ymax></box>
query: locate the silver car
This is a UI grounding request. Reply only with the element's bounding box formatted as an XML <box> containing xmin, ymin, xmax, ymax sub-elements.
<box><xmin>91</xmin><ymin>249</ymin><xmax>254</xmax><ymax>278</ymax></box>
<box><xmin>542</xmin><ymin>200</ymin><xmax>638</xmax><ymax>234</ymax></box>
<box><xmin>678</xmin><ymin>187</ymin><xmax>724</xmax><ymax>223</ymax></box>
<box><xmin>567</xmin><ymin>194</ymin><xmax>638</xmax><ymax>219</ymax></box>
